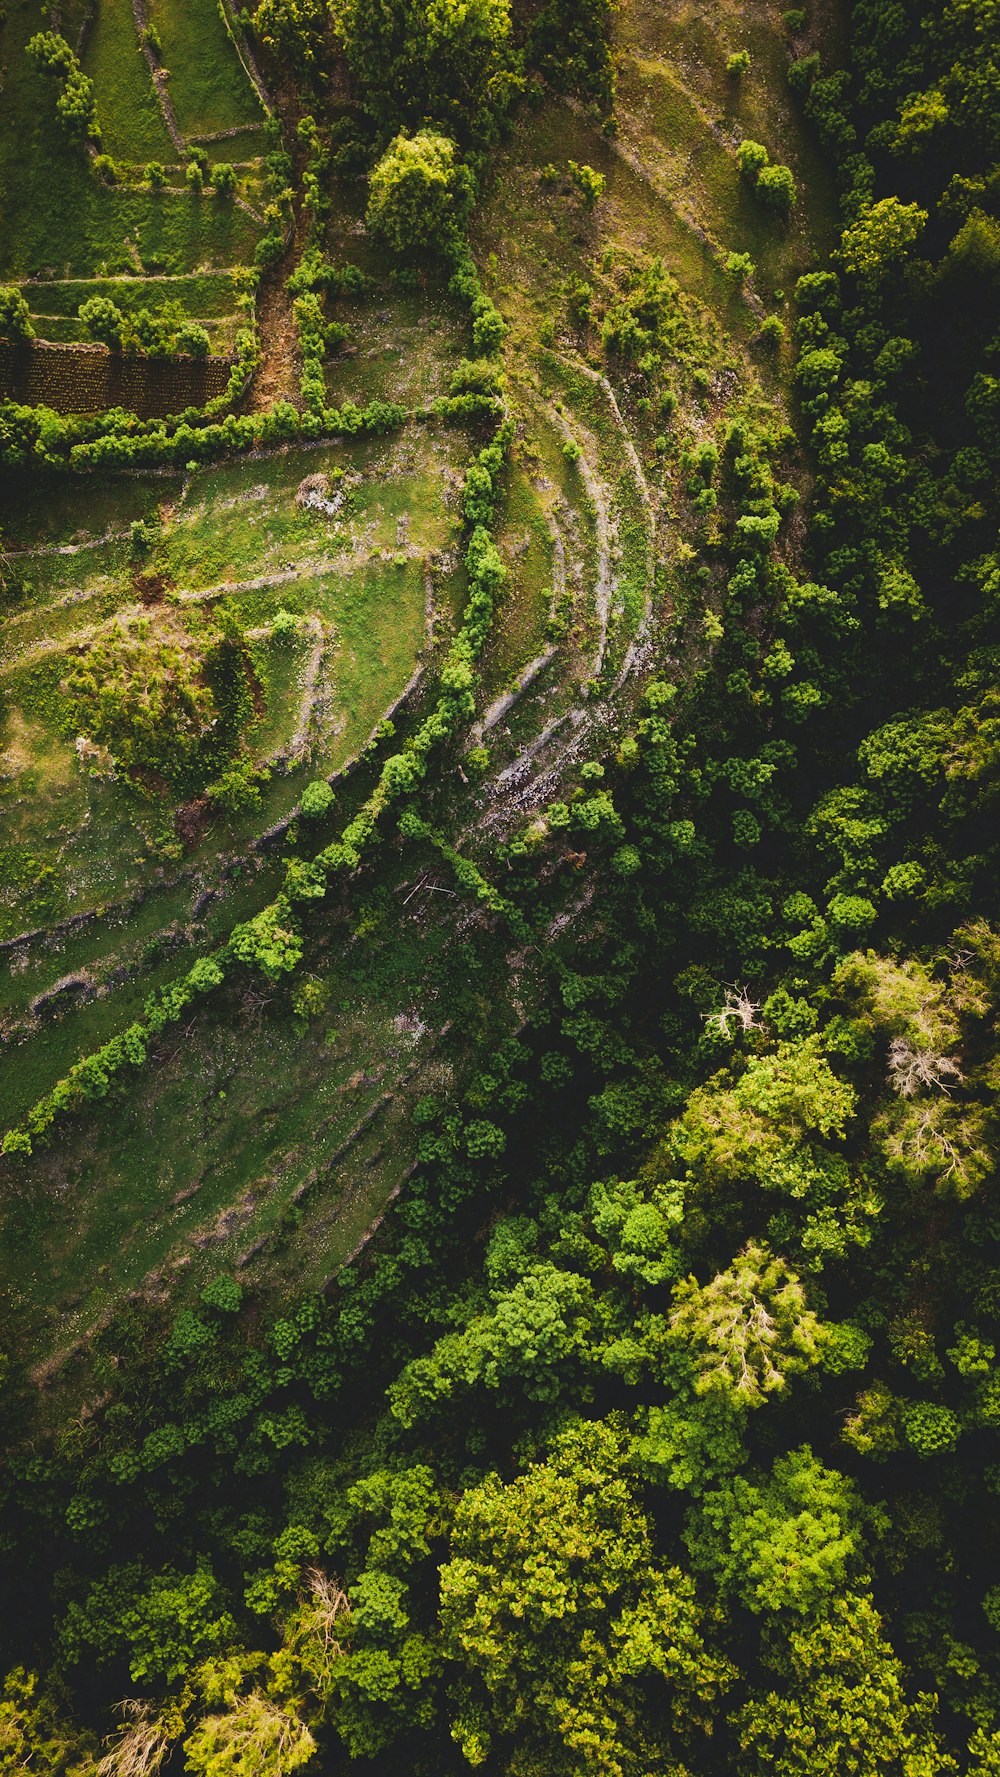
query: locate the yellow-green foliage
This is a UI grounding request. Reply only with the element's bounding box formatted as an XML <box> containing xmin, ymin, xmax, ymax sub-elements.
<box><xmin>60</xmin><ymin>614</ymin><xmax>222</xmax><ymax>783</ymax></box>
<box><xmin>366</xmin><ymin>130</ymin><xmax>474</xmax><ymax>259</ymax></box>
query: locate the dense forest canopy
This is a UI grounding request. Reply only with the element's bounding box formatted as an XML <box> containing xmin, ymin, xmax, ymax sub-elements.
<box><xmin>0</xmin><ymin>0</ymin><xmax>999</xmax><ymax>1772</ymax></box>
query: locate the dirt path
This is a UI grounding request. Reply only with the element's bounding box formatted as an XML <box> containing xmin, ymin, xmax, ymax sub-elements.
<box><xmin>494</xmin><ymin>706</ymin><xmax>589</xmax><ymax>793</ymax></box>
<box><xmin>248</xmin><ymin>268</ymin><xmax>301</xmax><ymax>412</ymax></box>
<box><xmin>472</xmin><ymin>647</ymin><xmax>559</xmax><ymax>744</ymax></box>
<box><xmin>545</xmin><ymin>402</ymin><xmax>615</xmax><ymax>676</ymax></box>
<box><xmin>21</xmin><ymin>269</ymin><xmax>249</xmax><ymax>288</ymax></box>
<box><xmin>554</xmin><ymin>352</ymin><xmax>658</xmax><ymax>685</ymax></box>
<box><xmin>3</xmin><ymin>526</ymin><xmax>129</xmax><ymax>560</ymax></box>
<box><xmin>192</xmin><ymin>124</ymin><xmax>267</xmax><ymax>144</ymax></box>
<box><xmin>557</xmin><ymin>354</ymin><xmax>657</xmax><ymax>542</ymax></box>
<box><xmin>175</xmin><ymin>565</ymin><xmax>304</xmax><ymax>604</ymax></box>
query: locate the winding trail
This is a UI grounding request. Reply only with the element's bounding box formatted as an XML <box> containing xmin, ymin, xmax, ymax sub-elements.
<box><xmin>494</xmin><ymin>707</ymin><xmax>589</xmax><ymax>792</ymax></box>
<box><xmin>3</xmin><ymin>526</ymin><xmax>130</xmax><ymax>560</ymax></box>
<box><xmin>192</xmin><ymin>125</ymin><xmax>267</xmax><ymax>146</ymax></box>
<box><xmin>553</xmin><ymin>353</ymin><xmax>658</xmax><ymax>688</ymax></box>
<box><xmin>20</xmin><ymin>269</ymin><xmax>249</xmax><ymax>289</ymax></box>
<box><xmin>472</xmin><ymin>647</ymin><xmax>558</xmax><ymax>743</ymax></box>
<box><xmin>175</xmin><ymin>565</ymin><xmax>304</xmax><ymax>604</ymax></box>
<box><xmin>544</xmin><ymin>402</ymin><xmax>614</xmax><ymax>676</ymax></box>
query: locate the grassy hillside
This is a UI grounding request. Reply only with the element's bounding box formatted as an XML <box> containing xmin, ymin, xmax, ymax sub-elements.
<box><xmin>0</xmin><ymin>0</ymin><xmax>837</xmax><ymax>1383</ymax></box>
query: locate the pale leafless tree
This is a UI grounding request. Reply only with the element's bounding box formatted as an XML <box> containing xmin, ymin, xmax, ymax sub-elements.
<box><xmin>184</xmin><ymin>1693</ymin><xmax>315</xmax><ymax>1775</ymax></box>
<box><xmin>670</xmin><ymin>1242</ymin><xmax>820</xmax><ymax>1405</ymax></box>
<box><xmin>302</xmin><ymin>1567</ymin><xmax>349</xmax><ymax>1659</ymax></box>
<box><xmin>704</xmin><ymin>984</ymin><xmax>763</xmax><ymax>1040</ymax></box>
<box><xmin>887</xmin><ymin>1036</ymin><xmax>963</xmax><ymax>1098</ymax></box>
<box><xmin>97</xmin><ymin>1702</ymin><xmax>171</xmax><ymax>1777</ymax></box>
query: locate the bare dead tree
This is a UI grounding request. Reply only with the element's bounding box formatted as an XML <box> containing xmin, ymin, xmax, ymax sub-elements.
<box><xmin>887</xmin><ymin>1036</ymin><xmax>963</xmax><ymax>1098</ymax></box>
<box><xmin>704</xmin><ymin>984</ymin><xmax>764</xmax><ymax>1040</ymax></box>
<box><xmin>97</xmin><ymin>1702</ymin><xmax>171</xmax><ymax>1777</ymax></box>
<box><xmin>184</xmin><ymin>1693</ymin><xmax>315</xmax><ymax>1773</ymax></box>
<box><xmin>303</xmin><ymin>1566</ymin><xmax>350</xmax><ymax>1658</ymax></box>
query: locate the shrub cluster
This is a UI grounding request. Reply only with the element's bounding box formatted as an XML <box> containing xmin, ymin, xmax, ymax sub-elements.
<box><xmin>0</xmin><ymin>286</ymin><xmax>34</xmax><ymax>343</ymax></box>
<box><xmin>78</xmin><ymin>296</ymin><xmax>211</xmax><ymax>358</ymax></box>
<box><xmin>736</xmin><ymin>137</ymin><xmax>797</xmax><ymax>213</ymax></box>
<box><xmin>26</xmin><ymin>31</ymin><xmax>101</xmax><ymax>144</ymax></box>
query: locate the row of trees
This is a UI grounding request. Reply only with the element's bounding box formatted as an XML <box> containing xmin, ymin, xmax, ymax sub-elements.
<box><xmin>77</xmin><ymin>296</ymin><xmax>211</xmax><ymax>357</ymax></box>
<box><xmin>26</xmin><ymin>31</ymin><xmax>101</xmax><ymax>145</ymax></box>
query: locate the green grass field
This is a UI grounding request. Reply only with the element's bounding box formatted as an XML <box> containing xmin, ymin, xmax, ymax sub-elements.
<box><xmin>325</xmin><ymin>289</ymin><xmax>465</xmax><ymax>408</ymax></box>
<box><xmin>475</xmin><ymin>462</ymin><xmax>557</xmax><ymax>704</ymax></box>
<box><xmin>81</xmin><ymin>0</ymin><xmax>177</xmax><ymax>165</ymax></box>
<box><xmin>202</xmin><ymin>127</ymin><xmax>268</xmax><ymax>163</ymax></box>
<box><xmin>0</xmin><ymin>0</ymin><xmax>262</xmax><ymax>291</ymax></box>
<box><xmin>18</xmin><ymin>271</ymin><xmax>246</xmax><ymax>350</ymax></box>
<box><xmin>18</xmin><ymin>271</ymin><xmax>242</xmax><ymax>319</ymax></box>
<box><xmin>0</xmin><ymin>156</ymin><xmax>261</xmax><ymax>282</ymax></box>
<box><xmin>0</xmin><ymin>470</ymin><xmax>174</xmax><ymax>550</ymax></box>
<box><xmin>146</xmin><ymin>0</ymin><xmax>265</xmax><ymax>137</ymax></box>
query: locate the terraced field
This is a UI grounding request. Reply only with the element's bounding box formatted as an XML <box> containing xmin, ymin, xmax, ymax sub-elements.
<box><xmin>0</xmin><ymin>424</ymin><xmax>466</xmax><ymax>949</ymax></box>
<box><xmin>458</xmin><ymin>0</ymin><xmax>834</xmax><ymax>845</ymax></box>
<box><xmin>0</xmin><ymin>0</ymin><xmax>835</xmax><ymax>1382</ymax></box>
<box><xmin>13</xmin><ymin>272</ymin><xmax>248</xmax><ymax>356</ymax></box>
<box><xmin>0</xmin><ymin>0</ymin><xmax>267</xmax><ymax>362</ymax></box>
